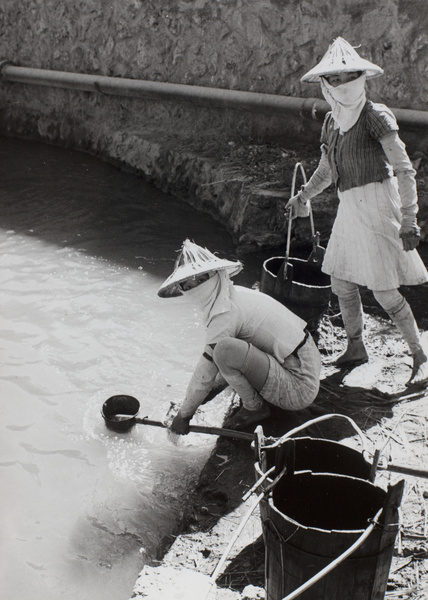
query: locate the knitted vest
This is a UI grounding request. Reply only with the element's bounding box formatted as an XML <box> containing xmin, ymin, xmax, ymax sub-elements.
<box><xmin>321</xmin><ymin>101</ymin><xmax>399</xmax><ymax>192</ymax></box>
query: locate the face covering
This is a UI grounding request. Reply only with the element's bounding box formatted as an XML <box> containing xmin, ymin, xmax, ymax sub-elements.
<box><xmin>182</xmin><ymin>270</ymin><xmax>233</xmax><ymax>326</ymax></box>
<box><xmin>321</xmin><ymin>72</ymin><xmax>367</xmax><ymax>134</ymax></box>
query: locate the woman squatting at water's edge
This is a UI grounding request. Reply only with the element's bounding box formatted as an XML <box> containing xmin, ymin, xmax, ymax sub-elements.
<box><xmin>157</xmin><ymin>240</ymin><xmax>321</xmax><ymax>434</ymax></box>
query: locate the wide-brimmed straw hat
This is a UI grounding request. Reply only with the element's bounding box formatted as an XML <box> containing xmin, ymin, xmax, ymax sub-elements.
<box><xmin>158</xmin><ymin>239</ymin><xmax>243</xmax><ymax>298</ymax></box>
<box><xmin>301</xmin><ymin>37</ymin><xmax>383</xmax><ymax>83</ymax></box>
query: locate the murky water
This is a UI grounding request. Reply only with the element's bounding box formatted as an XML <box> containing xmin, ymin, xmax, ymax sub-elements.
<box><xmin>0</xmin><ymin>137</ymin><xmax>258</xmax><ymax>600</ymax></box>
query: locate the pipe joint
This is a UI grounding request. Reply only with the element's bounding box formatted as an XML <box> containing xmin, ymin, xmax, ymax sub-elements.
<box><xmin>0</xmin><ymin>60</ymin><xmax>14</xmax><ymax>79</ymax></box>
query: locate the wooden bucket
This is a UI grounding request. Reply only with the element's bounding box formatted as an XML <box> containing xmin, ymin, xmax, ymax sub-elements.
<box><xmin>260</xmin><ymin>256</ymin><xmax>331</xmax><ymax>332</ymax></box>
<box><xmin>261</xmin><ymin>162</ymin><xmax>331</xmax><ymax>332</ymax></box>
<box><xmin>260</xmin><ymin>472</ymin><xmax>403</xmax><ymax>600</ymax></box>
<box><xmin>255</xmin><ymin>420</ymin><xmax>403</xmax><ymax>600</ymax></box>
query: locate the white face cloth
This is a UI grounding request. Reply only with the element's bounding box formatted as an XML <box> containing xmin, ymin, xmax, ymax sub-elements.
<box><xmin>321</xmin><ymin>73</ymin><xmax>367</xmax><ymax>134</ymax></box>
<box><xmin>182</xmin><ymin>270</ymin><xmax>232</xmax><ymax>326</ymax></box>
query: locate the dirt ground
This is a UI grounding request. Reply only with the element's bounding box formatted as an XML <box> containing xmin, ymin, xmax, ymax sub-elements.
<box><xmin>133</xmin><ymin>299</ymin><xmax>428</xmax><ymax>600</ymax></box>
<box><xmin>143</xmin><ymin>314</ymin><xmax>428</xmax><ymax>600</ymax></box>
<box><xmin>132</xmin><ymin>144</ymin><xmax>428</xmax><ymax>600</ymax></box>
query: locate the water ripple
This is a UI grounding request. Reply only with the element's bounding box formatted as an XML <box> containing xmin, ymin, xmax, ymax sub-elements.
<box><xmin>0</xmin><ymin>136</ymin><xmax>238</xmax><ymax>600</ymax></box>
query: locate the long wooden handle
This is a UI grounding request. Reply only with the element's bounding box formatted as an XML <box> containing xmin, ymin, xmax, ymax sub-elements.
<box><xmin>382</xmin><ymin>464</ymin><xmax>428</xmax><ymax>480</ymax></box>
<box><xmin>134</xmin><ymin>417</ymin><xmax>254</xmax><ymax>442</ymax></box>
<box><xmin>131</xmin><ymin>418</ymin><xmax>428</xmax><ymax>478</ymax></box>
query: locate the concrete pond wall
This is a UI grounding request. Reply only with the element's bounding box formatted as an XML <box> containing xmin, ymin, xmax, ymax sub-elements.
<box><xmin>0</xmin><ymin>0</ymin><xmax>428</xmax><ymax>250</ymax></box>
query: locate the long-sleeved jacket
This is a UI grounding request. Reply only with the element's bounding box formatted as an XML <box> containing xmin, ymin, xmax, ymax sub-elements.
<box><xmin>180</xmin><ymin>285</ymin><xmax>307</xmax><ymax>418</ymax></box>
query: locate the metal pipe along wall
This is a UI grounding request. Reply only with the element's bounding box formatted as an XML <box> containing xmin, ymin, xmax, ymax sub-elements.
<box><xmin>1</xmin><ymin>63</ymin><xmax>428</xmax><ymax>129</ymax></box>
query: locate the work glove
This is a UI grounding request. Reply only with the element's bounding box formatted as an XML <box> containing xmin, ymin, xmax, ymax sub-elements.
<box><xmin>170</xmin><ymin>411</ymin><xmax>191</xmax><ymax>435</ymax></box>
<box><xmin>284</xmin><ymin>191</ymin><xmax>310</xmax><ymax>219</ymax></box>
<box><xmin>380</xmin><ymin>131</ymin><xmax>420</xmax><ymax>253</ymax></box>
<box><xmin>399</xmin><ymin>225</ymin><xmax>421</xmax><ymax>251</ymax></box>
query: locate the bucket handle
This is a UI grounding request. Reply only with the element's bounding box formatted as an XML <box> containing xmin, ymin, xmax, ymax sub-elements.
<box><xmin>262</xmin><ymin>413</ymin><xmax>369</xmax><ymax>457</ymax></box>
<box><xmin>290</xmin><ymin>162</ymin><xmax>317</xmax><ymax>239</ymax></box>
<box><xmin>287</xmin><ymin>162</ymin><xmax>317</xmax><ymax>254</ymax></box>
<box><xmin>280</xmin><ymin>507</ymin><xmax>383</xmax><ymax>600</ymax></box>
<box><xmin>284</xmin><ymin>162</ymin><xmax>316</xmax><ymax>280</ymax></box>
<box><xmin>286</xmin><ymin>163</ymin><xmax>307</xmax><ymax>261</ymax></box>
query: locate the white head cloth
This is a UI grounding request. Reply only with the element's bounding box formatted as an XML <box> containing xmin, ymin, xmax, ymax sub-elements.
<box><xmin>321</xmin><ymin>72</ymin><xmax>367</xmax><ymax>134</ymax></box>
<box><xmin>182</xmin><ymin>270</ymin><xmax>233</xmax><ymax>326</ymax></box>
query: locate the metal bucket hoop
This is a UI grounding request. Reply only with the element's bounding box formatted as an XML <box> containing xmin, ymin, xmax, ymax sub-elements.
<box><xmin>262</xmin><ymin>256</ymin><xmax>331</xmax><ymax>304</ymax></box>
<box><xmin>257</xmin><ymin>416</ymin><xmax>403</xmax><ymax>600</ymax></box>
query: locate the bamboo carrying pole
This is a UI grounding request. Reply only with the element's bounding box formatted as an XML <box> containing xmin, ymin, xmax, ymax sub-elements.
<box><xmin>379</xmin><ymin>464</ymin><xmax>428</xmax><ymax>480</ymax></box>
<box><xmin>203</xmin><ymin>465</ymin><xmax>289</xmax><ymax>600</ymax></box>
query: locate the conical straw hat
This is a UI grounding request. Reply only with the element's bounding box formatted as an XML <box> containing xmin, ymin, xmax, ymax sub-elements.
<box><xmin>158</xmin><ymin>239</ymin><xmax>243</xmax><ymax>298</ymax></box>
<box><xmin>301</xmin><ymin>37</ymin><xmax>383</xmax><ymax>83</ymax></box>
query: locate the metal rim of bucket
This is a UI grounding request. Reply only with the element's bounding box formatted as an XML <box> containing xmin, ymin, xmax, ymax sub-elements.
<box><xmin>263</xmin><ymin>256</ymin><xmax>331</xmax><ymax>291</ymax></box>
<box><xmin>286</xmin><ymin>257</ymin><xmax>331</xmax><ymax>290</ymax></box>
<box><xmin>255</xmin><ymin>436</ymin><xmax>372</xmax><ymax>483</ymax></box>
<box><xmin>267</xmin><ymin>471</ymin><xmax>386</xmax><ymax>534</ymax></box>
<box><xmin>101</xmin><ymin>394</ymin><xmax>140</xmax><ymax>433</ymax></box>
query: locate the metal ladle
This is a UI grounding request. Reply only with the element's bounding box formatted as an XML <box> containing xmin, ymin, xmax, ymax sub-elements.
<box><xmin>101</xmin><ymin>394</ymin><xmax>253</xmax><ymax>441</ymax></box>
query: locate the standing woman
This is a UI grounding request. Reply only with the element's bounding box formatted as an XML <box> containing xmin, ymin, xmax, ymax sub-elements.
<box><xmin>286</xmin><ymin>37</ymin><xmax>428</xmax><ymax>386</ymax></box>
<box><xmin>158</xmin><ymin>240</ymin><xmax>321</xmax><ymax>433</ymax></box>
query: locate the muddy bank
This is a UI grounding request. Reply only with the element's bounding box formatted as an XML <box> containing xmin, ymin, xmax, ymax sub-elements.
<box><xmin>138</xmin><ymin>136</ymin><xmax>428</xmax><ymax>254</ymax></box>
<box><xmin>126</xmin><ymin>146</ymin><xmax>428</xmax><ymax>599</ymax></box>
<box><xmin>52</xmin><ymin>132</ymin><xmax>428</xmax><ymax>254</ymax></box>
<box><xmin>2</xmin><ymin>124</ymin><xmax>427</xmax><ymax>254</ymax></box>
<box><xmin>58</xmin><ymin>130</ymin><xmax>428</xmax><ymax>252</ymax></box>
<box><xmin>131</xmin><ymin>303</ymin><xmax>428</xmax><ymax>598</ymax></box>
<box><xmin>145</xmin><ymin>134</ymin><xmax>428</xmax><ymax>253</ymax></box>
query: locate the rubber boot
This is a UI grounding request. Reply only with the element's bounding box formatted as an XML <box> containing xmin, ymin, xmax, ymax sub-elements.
<box><xmin>222</xmin><ymin>373</ymin><xmax>265</xmax><ymax>411</ymax></box>
<box><xmin>227</xmin><ymin>389</ymin><xmax>271</xmax><ymax>430</ymax></box>
<box><xmin>388</xmin><ymin>300</ymin><xmax>428</xmax><ymax>386</ymax></box>
<box><xmin>335</xmin><ymin>286</ymin><xmax>369</xmax><ymax>368</ymax></box>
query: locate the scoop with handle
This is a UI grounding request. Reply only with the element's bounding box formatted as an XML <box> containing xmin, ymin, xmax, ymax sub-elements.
<box><xmin>101</xmin><ymin>394</ymin><xmax>254</xmax><ymax>441</ymax></box>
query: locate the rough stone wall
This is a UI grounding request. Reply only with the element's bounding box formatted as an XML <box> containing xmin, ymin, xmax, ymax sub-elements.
<box><xmin>0</xmin><ymin>1</ymin><xmax>427</xmax><ymax>249</ymax></box>
<box><xmin>3</xmin><ymin>0</ymin><xmax>428</xmax><ymax>107</ymax></box>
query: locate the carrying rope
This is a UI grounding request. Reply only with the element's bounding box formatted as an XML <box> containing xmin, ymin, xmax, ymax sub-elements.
<box><xmin>279</xmin><ymin>508</ymin><xmax>383</xmax><ymax>600</ymax></box>
<box><xmin>262</xmin><ymin>413</ymin><xmax>369</xmax><ymax>457</ymax></box>
<box><xmin>202</xmin><ymin>465</ymin><xmax>288</xmax><ymax>600</ymax></box>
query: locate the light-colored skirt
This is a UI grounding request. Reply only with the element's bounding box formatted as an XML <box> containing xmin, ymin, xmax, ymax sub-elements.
<box><xmin>322</xmin><ymin>178</ymin><xmax>428</xmax><ymax>291</ymax></box>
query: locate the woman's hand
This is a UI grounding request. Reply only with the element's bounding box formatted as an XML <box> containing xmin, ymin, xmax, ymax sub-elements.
<box><xmin>285</xmin><ymin>192</ymin><xmax>310</xmax><ymax>219</ymax></box>
<box><xmin>399</xmin><ymin>226</ymin><xmax>421</xmax><ymax>251</ymax></box>
<box><xmin>169</xmin><ymin>412</ymin><xmax>191</xmax><ymax>435</ymax></box>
